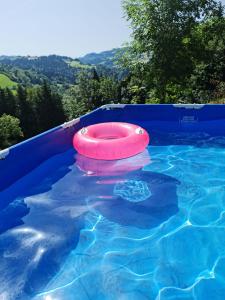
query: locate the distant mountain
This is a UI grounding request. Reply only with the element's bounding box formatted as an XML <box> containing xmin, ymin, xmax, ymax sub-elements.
<box><xmin>0</xmin><ymin>48</ymin><xmax>125</xmax><ymax>88</ymax></box>
<box><xmin>79</xmin><ymin>48</ymin><xmax>125</xmax><ymax>68</ymax></box>
<box><xmin>0</xmin><ymin>55</ymin><xmax>89</xmax><ymax>85</ymax></box>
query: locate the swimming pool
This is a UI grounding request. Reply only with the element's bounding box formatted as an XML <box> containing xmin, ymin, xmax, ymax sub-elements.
<box><xmin>1</xmin><ymin>104</ymin><xmax>225</xmax><ymax>300</ymax></box>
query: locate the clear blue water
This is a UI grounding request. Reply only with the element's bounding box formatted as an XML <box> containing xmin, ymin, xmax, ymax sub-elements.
<box><xmin>1</xmin><ymin>131</ymin><xmax>225</xmax><ymax>300</ymax></box>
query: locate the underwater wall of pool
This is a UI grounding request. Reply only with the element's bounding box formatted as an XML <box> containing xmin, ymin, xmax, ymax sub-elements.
<box><xmin>1</xmin><ymin>104</ymin><xmax>225</xmax><ymax>300</ymax></box>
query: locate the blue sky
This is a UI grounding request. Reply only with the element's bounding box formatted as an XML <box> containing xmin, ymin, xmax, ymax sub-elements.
<box><xmin>0</xmin><ymin>0</ymin><xmax>224</xmax><ymax>58</ymax></box>
<box><xmin>0</xmin><ymin>0</ymin><xmax>131</xmax><ymax>58</ymax></box>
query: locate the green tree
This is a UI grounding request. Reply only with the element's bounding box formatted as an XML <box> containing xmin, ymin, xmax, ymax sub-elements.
<box><xmin>62</xmin><ymin>85</ymin><xmax>87</xmax><ymax>120</ymax></box>
<box><xmin>188</xmin><ymin>15</ymin><xmax>225</xmax><ymax>102</ymax></box>
<box><xmin>123</xmin><ymin>0</ymin><xmax>224</xmax><ymax>103</ymax></box>
<box><xmin>99</xmin><ymin>77</ymin><xmax>120</xmax><ymax>104</ymax></box>
<box><xmin>0</xmin><ymin>88</ymin><xmax>18</xmax><ymax>116</ymax></box>
<box><xmin>36</xmin><ymin>81</ymin><xmax>66</xmax><ymax>132</ymax></box>
<box><xmin>17</xmin><ymin>85</ymin><xmax>38</xmax><ymax>137</ymax></box>
<box><xmin>76</xmin><ymin>70</ymin><xmax>102</xmax><ymax>109</ymax></box>
<box><xmin>0</xmin><ymin>114</ymin><xmax>23</xmax><ymax>149</ymax></box>
<box><xmin>62</xmin><ymin>71</ymin><xmax>122</xmax><ymax>119</ymax></box>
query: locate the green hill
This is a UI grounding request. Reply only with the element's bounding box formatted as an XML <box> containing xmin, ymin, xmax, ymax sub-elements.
<box><xmin>79</xmin><ymin>48</ymin><xmax>126</xmax><ymax>67</ymax></box>
<box><xmin>0</xmin><ymin>55</ymin><xmax>103</xmax><ymax>86</ymax></box>
<box><xmin>68</xmin><ymin>59</ymin><xmax>92</xmax><ymax>69</ymax></box>
<box><xmin>0</xmin><ymin>74</ymin><xmax>17</xmax><ymax>89</ymax></box>
<box><xmin>0</xmin><ymin>49</ymin><xmax>125</xmax><ymax>88</ymax></box>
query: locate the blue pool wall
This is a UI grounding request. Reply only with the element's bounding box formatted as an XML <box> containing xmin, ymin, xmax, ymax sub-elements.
<box><xmin>1</xmin><ymin>104</ymin><xmax>225</xmax><ymax>192</ymax></box>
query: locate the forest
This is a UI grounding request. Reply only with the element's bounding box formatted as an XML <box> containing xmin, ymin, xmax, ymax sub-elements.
<box><xmin>0</xmin><ymin>0</ymin><xmax>225</xmax><ymax>149</ymax></box>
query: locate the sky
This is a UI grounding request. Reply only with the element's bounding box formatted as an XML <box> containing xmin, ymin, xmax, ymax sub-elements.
<box><xmin>0</xmin><ymin>0</ymin><xmax>131</xmax><ymax>58</ymax></box>
<box><xmin>0</xmin><ymin>0</ymin><xmax>225</xmax><ymax>58</ymax></box>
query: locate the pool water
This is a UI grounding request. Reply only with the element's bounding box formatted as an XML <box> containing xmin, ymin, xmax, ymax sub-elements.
<box><xmin>1</xmin><ymin>131</ymin><xmax>225</xmax><ymax>300</ymax></box>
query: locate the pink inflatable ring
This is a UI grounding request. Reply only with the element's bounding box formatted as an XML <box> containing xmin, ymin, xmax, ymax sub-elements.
<box><xmin>73</xmin><ymin>122</ymin><xmax>149</xmax><ymax>160</ymax></box>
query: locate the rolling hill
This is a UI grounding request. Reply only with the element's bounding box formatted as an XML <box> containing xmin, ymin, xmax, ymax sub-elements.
<box><xmin>0</xmin><ymin>49</ymin><xmax>123</xmax><ymax>87</ymax></box>
<box><xmin>0</xmin><ymin>74</ymin><xmax>17</xmax><ymax>89</ymax></box>
<box><xmin>79</xmin><ymin>48</ymin><xmax>125</xmax><ymax>67</ymax></box>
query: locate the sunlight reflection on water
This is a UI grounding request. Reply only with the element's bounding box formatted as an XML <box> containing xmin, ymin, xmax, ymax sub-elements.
<box><xmin>1</xmin><ymin>133</ymin><xmax>225</xmax><ymax>299</ymax></box>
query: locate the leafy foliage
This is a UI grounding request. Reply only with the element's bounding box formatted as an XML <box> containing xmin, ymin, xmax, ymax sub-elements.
<box><xmin>0</xmin><ymin>82</ymin><xmax>66</xmax><ymax>146</ymax></box>
<box><xmin>122</xmin><ymin>0</ymin><xmax>225</xmax><ymax>103</ymax></box>
<box><xmin>0</xmin><ymin>114</ymin><xmax>23</xmax><ymax>149</ymax></box>
<box><xmin>36</xmin><ymin>81</ymin><xmax>66</xmax><ymax>132</ymax></box>
<box><xmin>62</xmin><ymin>69</ymin><xmax>121</xmax><ymax>119</ymax></box>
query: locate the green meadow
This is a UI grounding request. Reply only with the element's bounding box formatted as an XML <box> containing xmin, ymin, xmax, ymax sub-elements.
<box><xmin>0</xmin><ymin>74</ymin><xmax>17</xmax><ymax>89</ymax></box>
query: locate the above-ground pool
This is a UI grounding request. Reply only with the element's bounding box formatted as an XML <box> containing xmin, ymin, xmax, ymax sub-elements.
<box><xmin>1</xmin><ymin>104</ymin><xmax>225</xmax><ymax>300</ymax></box>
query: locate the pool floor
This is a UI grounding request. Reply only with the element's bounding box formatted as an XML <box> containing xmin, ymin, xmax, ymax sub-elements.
<box><xmin>1</xmin><ymin>131</ymin><xmax>225</xmax><ymax>299</ymax></box>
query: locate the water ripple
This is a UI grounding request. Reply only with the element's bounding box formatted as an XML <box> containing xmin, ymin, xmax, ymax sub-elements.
<box><xmin>2</xmin><ymin>135</ymin><xmax>225</xmax><ymax>299</ymax></box>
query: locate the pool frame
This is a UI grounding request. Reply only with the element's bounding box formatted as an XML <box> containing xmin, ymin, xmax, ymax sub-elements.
<box><xmin>1</xmin><ymin>104</ymin><xmax>225</xmax><ymax>192</ymax></box>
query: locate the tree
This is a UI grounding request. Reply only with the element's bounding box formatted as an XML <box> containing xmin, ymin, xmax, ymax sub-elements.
<box><xmin>36</xmin><ymin>81</ymin><xmax>66</xmax><ymax>132</ymax></box>
<box><xmin>189</xmin><ymin>15</ymin><xmax>225</xmax><ymax>102</ymax></box>
<box><xmin>0</xmin><ymin>114</ymin><xmax>23</xmax><ymax>149</ymax></box>
<box><xmin>76</xmin><ymin>70</ymin><xmax>102</xmax><ymax>110</ymax></box>
<box><xmin>62</xmin><ymin>85</ymin><xmax>87</xmax><ymax>120</ymax></box>
<box><xmin>62</xmin><ymin>71</ymin><xmax>122</xmax><ymax>119</ymax></box>
<box><xmin>0</xmin><ymin>88</ymin><xmax>18</xmax><ymax>116</ymax></box>
<box><xmin>123</xmin><ymin>0</ymin><xmax>224</xmax><ymax>103</ymax></box>
<box><xmin>99</xmin><ymin>77</ymin><xmax>120</xmax><ymax>104</ymax></box>
<box><xmin>17</xmin><ymin>85</ymin><xmax>37</xmax><ymax>137</ymax></box>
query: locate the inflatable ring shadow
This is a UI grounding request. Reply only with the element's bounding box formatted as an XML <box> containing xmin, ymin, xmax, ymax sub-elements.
<box><xmin>0</xmin><ymin>150</ymin><xmax>180</xmax><ymax>298</ymax></box>
<box><xmin>76</xmin><ymin>151</ymin><xmax>180</xmax><ymax>229</ymax></box>
<box><xmin>0</xmin><ymin>152</ymin><xmax>74</xmax><ymax>235</ymax></box>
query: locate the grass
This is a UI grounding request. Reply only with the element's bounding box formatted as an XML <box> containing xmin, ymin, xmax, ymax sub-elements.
<box><xmin>68</xmin><ymin>60</ymin><xmax>92</xmax><ymax>69</ymax></box>
<box><xmin>0</xmin><ymin>73</ymin><xmax>18</xmax><ymax>89</ymax></box>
